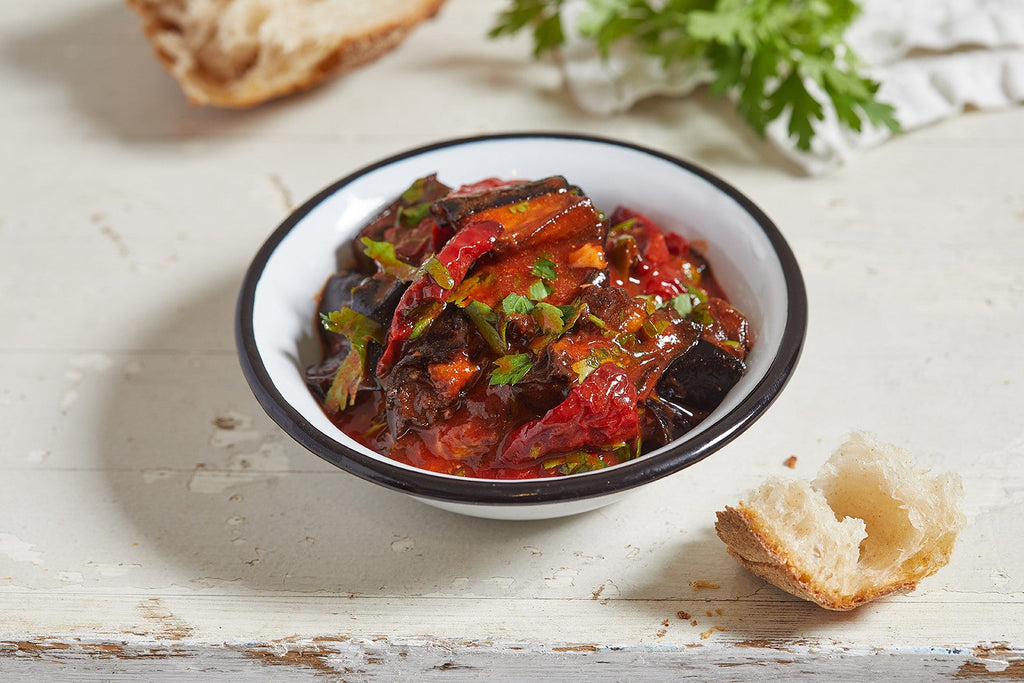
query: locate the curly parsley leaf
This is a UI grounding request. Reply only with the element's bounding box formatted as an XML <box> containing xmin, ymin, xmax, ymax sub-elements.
<box><xmin>490</xmin><ymin>0</ymin><xmax>567</xmax><ymax>56</ymax></box>
<box><xmin>490</xmin><ymin>0</ymin><xmax>901</xmax><ymax>151</ymax></box>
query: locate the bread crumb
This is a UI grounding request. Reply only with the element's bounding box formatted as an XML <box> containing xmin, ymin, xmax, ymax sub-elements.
<box><xmin>784</xmin><ymin>455</ymin><xmax>798</xmax><ymax>468</ymax></box>
<box><xmin>715</xmin><ymin>608</ymin><xmax>723</xmax><ymax>616</ymax></box>
<box><xmin>677</xmin><ymin>611</ymin><xmax>690</xmax><ymax>620</ymax></box>
<box><xmin>691</xmin><ymin>580</ymin><xmax>720</xmax><ymax>590</ymax></box>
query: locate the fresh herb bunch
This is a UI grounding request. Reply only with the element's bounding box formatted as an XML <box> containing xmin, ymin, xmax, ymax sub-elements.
<box><xmin>490</xmin><ymin>0</ymin><xmax>901</xmax><ymax>151</ymax></box>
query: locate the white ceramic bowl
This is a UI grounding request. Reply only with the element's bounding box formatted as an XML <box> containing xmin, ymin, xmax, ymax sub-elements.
<box><xmin>236</xmin><ymin>134</ymin><xmax>806</xmax><ymax>520</ymax></box>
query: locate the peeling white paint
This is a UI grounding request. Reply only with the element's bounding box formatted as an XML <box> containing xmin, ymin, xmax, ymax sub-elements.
<box><xmin>543</xmin><ymin>568</ymin><xmax>579</xmax><ymax>588</ymax></box>
<box><xmin>87</xmin><ymin>562</ymin><xmax>141</xmax><ymax>577</ymax></box>
<box><xmin>26</xmin><ymin>450</ymin><xmax>49</xmax><ymax>463</ymax></box>
<box><xmin>187</xmin><ymin>444</ymin><xmax>289</xmax><ymax>494</ymax></box>
<box><xmin>209</xmin><ymin>411</ymin><xmax>261</xmax><ymax>449</ymax></box>
<box><xmin>977</xmin><ymin>656</ymin><xmax>1010</xmax><ymax>672</ymax></box>
<box><xmin>142</xmin><ymin>468</ymin><xmax>176</xmax><ymax>484</ymax></box>
<box><xmin>0</xmin><ymin>533</ymin><xmax>43</xmax><ymax>565</ymax></box>
<box><xmin>390</xmin><ymin>537</ymin><xmax>415</xmax><ymax>553</ymax></box>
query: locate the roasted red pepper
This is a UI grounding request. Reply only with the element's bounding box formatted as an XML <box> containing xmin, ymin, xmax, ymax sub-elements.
<box><xmin>496</xmin><ymin>362</ymin><xmax>640</xmax><ymax>467</ymax></box>
<box><xmin>377</xmin><ymin>219</ymin><xmax>502</xmax><ymax>376</ymax></box>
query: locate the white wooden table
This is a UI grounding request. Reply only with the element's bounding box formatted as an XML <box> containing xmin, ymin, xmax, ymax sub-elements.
<box><xmin>2</xmin><ymin>1</ymin><xmax>1022</xmax><ymax>678</ymax></box>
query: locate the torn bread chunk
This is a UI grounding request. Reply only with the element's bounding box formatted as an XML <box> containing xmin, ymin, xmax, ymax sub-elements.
<box><xmin>715</xmin><ymin>432</ymin><xmax>965</xmax><ymax>611</ymax></box>
<box><xmin>127</xmin><ymin>0</ymin><xmax>446</xmax><ymax>107</ymax></box>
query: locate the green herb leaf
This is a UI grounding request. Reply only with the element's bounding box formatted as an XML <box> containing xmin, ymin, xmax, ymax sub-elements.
<box><xmin>489</xmin><ymin>0</ymin><xmax>902</xmax><ymax>151</ymax></box>
<box><xmin>490</xmin><ymin>353</ymin><xmax>534</xmax><ymax>386</ymax></box>
<box><xmin>528</xmin><ymin>279</ymin><xmax>553</xmax><ymax>301</ymax></box>
<box><xmin>320</xmin><ymin>308</ymin><xmax>385</xmax><ymax>346</ymax></box>
<box><xmin>531</xmin><ymin>255</ymin><xmax>558</xmax><ymax>280</ymax></box>
<box><xmin>325</xmin><ymin>351</ymin><xmax>364</xmax><ymax>414</ymax></box>
<box><xmin>422</xmin><ymin>255</ymin><xmax>455</xmax><ymax>289</ymax></box>
<box><xmin>502</xmin><ymin>293</ymin><xmax>535</xmax><ymax>315</ymax></box>
<box><xmin>319</xmin><ymin>308</ymin><xmax>385</xmax><ymax>412</ymax></box>
<box><xmin>464</xmin><ymin>300</ymin><xmax>507</xmax><ymax>354</ymax></box>
<box><xmin>360</xmin><ymin>237</ymin><xmax>418</xmax><ymax>281</ymax></box>
<box><xmin>690</xmin><ymin>301</ymin><xmax>714</xmax><ymax>327</ymax></box>
<box><xmin>532</xmin><ymin>301</ymin><xmax>565</xmax><ymax>334</ymax></box>
<box><xmin>400</xmin><ymin>177</ymin><xmax>428</xmax><ymax>204</ymax></box>
<box><xmin>490</xmin><ymin>0</ymin><xmax>567</xmax><ymax>57</ymax></box>
<box><xmin>668</xmin><ymin>293</ymin><xmax>693</xmax><ymax>317</ymax></box>
<box><xmin>396</xmin><ymin>202</ymin><xmax>432</xmax><ymax>228</ymax></box>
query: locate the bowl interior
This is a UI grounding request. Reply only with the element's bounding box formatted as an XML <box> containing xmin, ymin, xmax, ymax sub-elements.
<box><xmin>244</xmin><ymin>134</ymin><xmax>801</xmax><ymax>496</ymax></box>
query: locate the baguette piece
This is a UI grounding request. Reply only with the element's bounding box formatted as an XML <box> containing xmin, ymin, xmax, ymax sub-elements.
<box><xmin>127</xmin><ymin>0</ymin><xmax>446</xmax><ymax>107</ymax></box>
<box><xmin>715</xmin><ymin>432</ymin><xmax>965</xmax><ymax>610</ymax></box>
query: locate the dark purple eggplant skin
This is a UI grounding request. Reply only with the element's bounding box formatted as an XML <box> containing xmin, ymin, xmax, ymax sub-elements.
<box><xmin>656</xmin><ymin>338</ymin><xmax>746</xmax><ymax>412</ymax></box>
<box><xmin>305</xmin><ymin>272</ymin><xmax>408</xmax><ymax>398</ymax></box>
<box><xmin>382</xmin><ymin>306</ymin><xmax>490</xmax><ymax>437</ymax></box>
<box><xmin>639</xmin><ymin>397</ymin><xmax>704</xmax><ymax>454</ymax></box>
<box><xmin>431</xmin><ymin>176</ymin><xmax>576</xmax><ymax>228</ymax></box>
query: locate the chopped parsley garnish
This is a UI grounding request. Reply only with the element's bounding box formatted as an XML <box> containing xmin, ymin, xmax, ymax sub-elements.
<box><xmin>528</xmin><ymin>279</ymin><xmax>553</xmax><ymax>301</ymax></box>
<box><xmin>319</xmin><ymin>308</ymin><xmax>385</xmax><ymax>412</ymax></box>
<box><xmin>396</xmin><ymin>202</ymin><xmax>432</xmax><ymax>228</ymax></box>
<box><xmin>690</xmin><ymin>301</ymin><xmax>714</xmax><ymax>327</ymax></box>
<box><xmin>532</xmin><ymin>302</ymin><xmax>565</xmax><ymax>334</ymax></box>
<box><xmin>609</xmin><ymin>217</ymin><xmax>637</xmax><ymax>234</ymax></box>
<box><xmin>531</xmin><ymin>255</ymin><xmax>558</xmax><ymax>280</ymax></box>
<box><xmin>400</xmin><ymin>176</ymin><xmax>430</xmax><ymax>204</ymax></box>
<box><xmin>490</xmin><ymin>353</ymin><xmax>533</xmax><ymax>386</ymax></box>
<box><xmin>502</xmin><ymin>293</ymin><xmax>535</xmax><ymax>315</ymax></box>
<box><xmin>464</xmin><ymin>300</ymin><xmax>507</xmax><ymax>354</ymax></box>
<box><xmin>422</xmin><ymin>255</ymin><xmax>455</xmax><ymax>289</ymax></box>
<box><xmin>668</xmin><ymin>292</ymin><xmax>693</xmax><ymax>317</ymax></box>
<box><xmin>360</xmin><ymin>237</ymin><xmax>418</xmax><ymax>281</ymax></box>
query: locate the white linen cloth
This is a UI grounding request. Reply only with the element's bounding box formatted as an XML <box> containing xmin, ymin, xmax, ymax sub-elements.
<box><xmin>558</xmin><ymin>0</ymin><xmax>1024</xmax><ymax>173</ymax></box>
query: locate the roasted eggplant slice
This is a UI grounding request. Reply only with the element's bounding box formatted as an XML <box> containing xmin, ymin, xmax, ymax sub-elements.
<box><xmin>432</xmin><ymin>176</ymin><xmax>574</xmax><ymax>228</ymax></box>
<box><xmin>639</xmin><ymin>396</ymin><xmax>704</xmax><ymax>453</ymax></box>
<box><xmin>656</xmin><ymin>338</ymin><xmax>747</xmax><ymax>412</ymax></box>
<box><xmin>382</xmin><ymin>306</ymin><xmax>486</xmax><ymax>437</ymax></box>
<box><xmin>306</xmin><ymin>271</ymin><xmax>408</xmax><ymax>397</ymax></box>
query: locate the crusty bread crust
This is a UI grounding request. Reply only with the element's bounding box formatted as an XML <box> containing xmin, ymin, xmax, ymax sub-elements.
<box><xmin>715</xmin><ymin>432</ymin><xmax>964</xmax><ymax>611</ymax></box>
<box><xmin>716</xmin><ymin>504</ymin><xmax>917</xmax><ymax>611</ymax></box>
<box><xmin>126</xmin><ymin>0</ymin><xmax>446</xmax><ymax>107</ymax></box>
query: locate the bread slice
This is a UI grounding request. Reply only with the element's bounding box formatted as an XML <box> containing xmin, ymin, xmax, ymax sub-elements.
<box><xmin>127</xmin><ymin>0</ymin><xmax>446</xmax><ymax>107</ymax></box>
<box><xmin>715</xmin><ymin>432</ymin><xmax>965</xmax><ymax>610</ymax></box>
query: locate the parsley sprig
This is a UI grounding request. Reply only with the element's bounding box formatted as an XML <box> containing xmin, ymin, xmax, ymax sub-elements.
<box><xmin>490</xmin><ymin>0</ymin><xmax>901</xmax><ymax>151</ymax></box>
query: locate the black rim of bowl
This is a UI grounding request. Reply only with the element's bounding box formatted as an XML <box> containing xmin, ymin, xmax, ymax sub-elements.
<box><xmin>236</xmin><ymin>132</ymin><xmax>807</xmax><ymax>507</ymax></box>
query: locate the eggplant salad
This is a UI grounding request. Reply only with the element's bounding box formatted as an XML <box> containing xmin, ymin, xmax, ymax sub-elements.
<box><xmin>305</xmin><ymin>175</ymin><xmax>752</xmax><ymax>479</ymax></box>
